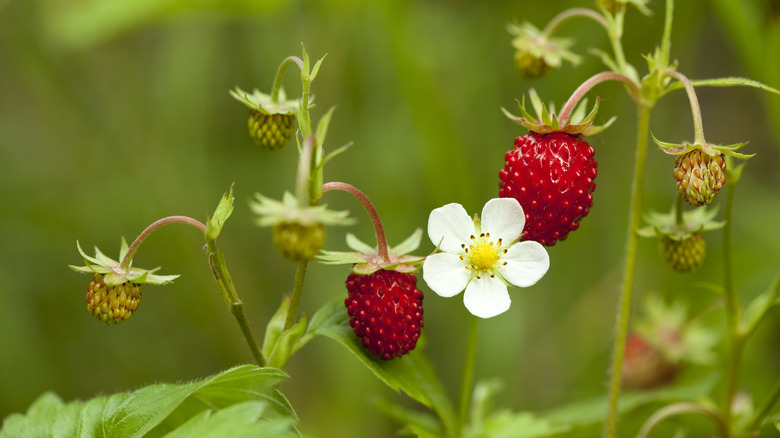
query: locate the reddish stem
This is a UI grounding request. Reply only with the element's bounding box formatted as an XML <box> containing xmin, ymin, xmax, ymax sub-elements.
<box><xmin>559</xmin><ymin>71</ymin><xmax>640</xmax><ymax>122</ymax></box>
<box><xmin>120</xmin><ymin>216</ymin><xmax>207</xmax><ymax>270</ymax></box>
<box><xmin>322</xmin><ymin>182</ymin><xmax>390</xmax><ymax>263</ymax></box>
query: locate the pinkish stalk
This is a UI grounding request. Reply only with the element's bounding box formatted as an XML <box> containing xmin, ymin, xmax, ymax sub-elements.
<box><xmin>662</xmin><ymin>70</ymin><xmax>706</xmax><ymax>145</ymax></box>
<box><xmin>120</xmin><ymin>216</ymin><xmax>206</xmax><ymax>270</ymax></box>
<box><xmin>559</xmin><ymin>71</ymin><xmax>640</xmax><ymax>122</ymax></box>
<box><xmin>322</xmin><ymin>182</ymin><xmax>390</xmax><ymax>263</ymax></box>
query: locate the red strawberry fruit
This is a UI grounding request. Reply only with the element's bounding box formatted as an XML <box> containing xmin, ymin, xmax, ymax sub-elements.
<box><xmin>499</xmin><ymin>131</ymin><xmax>597</xmax><ymax>246</ymax></box>
<box><xmin>500</xmin><ymin>90</ymin><xmax>612</xmax><ymax>246</ymax></box>
<box><xmin>345</xmin><ymin>270</ymin><xmax>424</xmax><ymax>360</ymax></box>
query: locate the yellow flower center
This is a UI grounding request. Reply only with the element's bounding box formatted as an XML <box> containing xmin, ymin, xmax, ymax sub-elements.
<box><xmin>460</xmin><ymin>233</ymin><xmax>508</xmax><ymax>279</ymax></box>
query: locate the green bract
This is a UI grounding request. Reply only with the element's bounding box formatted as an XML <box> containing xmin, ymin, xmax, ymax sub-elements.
<box><xmin>318</xmin><ymin>229</ymin><xmax>425</xmax><ymax>275</ymax></box>
<box><xmin>507</xmin><ymin>22</ymin><xmax>581</xmax><ymax>79</ymax></box>
<box><xmin>229</xmin><ymin>87</ymin><xmax>299</xmax><ymax>116</ymax></box>
<box><xmin>502</xmin><ymin>88</ymin><xmax>615</xmax><ymax>136</ymax></box>
<box><xmin>651</xmin><ymin>132</ymin><xmax>752</xmax><ymax>160</ymax></box>
<box><xmin>70</xmin><ymin>238</ymin><xmax>179</xmax><ymax>286</ymax></box>
<box><xmin>638</xmin><ymin>203</ymin><xmax>723</xmax><ymax>241</ymax></box>
<box><xmin>250</xmin><ymin>192</ymin><xmax>352</xmax><ymax>228</ymax></box>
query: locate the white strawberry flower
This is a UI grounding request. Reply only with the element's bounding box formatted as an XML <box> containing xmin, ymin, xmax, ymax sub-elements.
<box><xmin>422</xmin><ymin>198</ymin><xmax>550</xmax><ymax>318</ymax></box>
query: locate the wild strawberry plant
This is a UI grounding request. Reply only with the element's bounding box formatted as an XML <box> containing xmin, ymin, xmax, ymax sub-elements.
<box><xmin>3</xmin><ymin>0</ymin><xmax>780</xmax><ymax>437</ymax></box>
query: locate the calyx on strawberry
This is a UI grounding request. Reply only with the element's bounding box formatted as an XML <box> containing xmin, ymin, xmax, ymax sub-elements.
<box><xmin>230</xmin><ymin>87</ymin><xmax>300</xmax><ymax>150</ymax></box>
<box><xmin>499</xmin><ymin>90</ymin><xmax>614</xmax><ymax>246</ymax></box>
<box><xmin>651</xmin><ymin>134</ymin><xmax>752</xmax><ymax>207</ymax></box>
<box><xmin>320</xmin><ymin>230</ymin><xmax>426</xmax><ymax>360</ymax></box>
<box><xmin>638</xmin><ymin>203</ymin><xmax>723</xmax><ymax>273</ymax></box>
<box><xmin>507</xmin><ymin>22</ymin><xmax>581</xmax><ymax>79</ymax></box>
<box><xmin>71</xmin><ymin>238</ymin><xmax>179</xmax><ymax>324</ymax></box>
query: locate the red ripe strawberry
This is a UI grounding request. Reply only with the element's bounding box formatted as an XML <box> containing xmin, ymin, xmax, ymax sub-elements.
<box><xmin>345</xmin><ymin>270</ymin><xmax>424</xmax><ymax>360</ymax></box>
<box><xmin>499</xmin><ymin>131</ymin><xmax>597</xmax><ymax>246</ymax></box>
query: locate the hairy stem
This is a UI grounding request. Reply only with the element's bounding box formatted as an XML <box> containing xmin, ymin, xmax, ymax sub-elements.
<box><xmin>637</xmin><ymin>402</ymin><xmax>728</xmax><ymax>438</ymax></box>
<box><xmin>458</xmin><ymin>314</ymin><xmax>479</xmax><ymax>436</ymax></box>
<box><xmin>663</xmin><ymin>71</ymin><xmax>706</xmax><ymax>145</ymax></box>
<box><xmin>660</xmin><ymin>0</ymin><xmax>674</xmax><ymax>68</ymax></box>
<box><xmin>323</xmin><ymin>181</ymin><xmax>390</xmax><ymax>263</ymax></box>
<box><xmin>603</xmin><ymin>104</ymin><xmax>652</xmax><ymax>438</ymax></box>
<box><xmin>270</xmin><ymin>56</ymin><xmax>304</xmax><ymax>103</ymax></box>
<box><xmin>559</xmin><ymin>71</ymin><xmax>640</xmax><ymax>122</ymax></box>
<box><xmin>207</xmin><ymin>241</ymin><xmax>264</xmax><ymax>366</ymax></box>
<box><xmin>721</xmin><ymin>179</ymin><xmax>741</xmax><ymax>431</ymax></box>
<box><xmin>121</xmin><ymin>216</ymin><xmax>207</xmax><ymax>270</ymax></box>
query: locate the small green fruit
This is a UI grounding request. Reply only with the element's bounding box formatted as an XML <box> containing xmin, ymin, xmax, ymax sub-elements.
<box><xmin>249</xmin><ymin>111</ymin><xmax>296</xmax><ymax>150</ymax></box>
<box><xmin>86</xmin><ymin>274</ymin><xmax>142</xmax><ymax>324</ymax></box>
<box><xmin>658</xmin><ymin>233</ymin><xmax>705</xmax><ymax>273</ymax></box>
<box><xmin>272</xmin><ymin>223</ymin><xmax>325</xmax><ymax>262</ymax></box>
<box><xmin>673</xmin><ymin>150</ymin><xmax>726</xmax><ymax>206</ymax></box>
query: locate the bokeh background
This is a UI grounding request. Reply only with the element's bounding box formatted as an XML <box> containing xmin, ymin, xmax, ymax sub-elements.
<box><xmin>1</xmin><ymin>0</ymin><xmax>779</xmax><ymax>436</ymax></box>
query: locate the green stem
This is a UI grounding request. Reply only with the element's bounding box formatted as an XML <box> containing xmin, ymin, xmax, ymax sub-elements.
<box><xmin>721</xmin><ymin>179</ymin><xmax>742</xmax><ymax>431</ymax></box>
<box><xmin>284</xmin><ymin>261</ymin><xmax>309</xmax><ymax>331</ymax></box>
<box><xmin>674</xmin><ymin>194</ymin><xmax>684</xmax><ymax>226</ymax></box>
<box><xmin>603</xmin><ymin>104</ymin><xmax>652</xmax><ymax>438</ymax></box>
<box><xmin>637</xmin><ymin>402</ymin><xmax>728</xmax><ymax>438</ymax></box>
<box><xmin>659</xmin><ymin>0</ymin><xmax>674</xmax><ymax>68</ymax></box>
<box><xmin>749</xmin><ymin>378</ymin><xmax>780</xmax><ymax>431</ymax></box>
<box><xmin>270</xmin><ymin>56</ymin><xmax>304</xmax><ymax>103</ymax></box>
<box><xmin>458</xmin><ymin>314</ymin><xmax>479</xmax><ymax>436</ymax></box>
<box><xmin>542</xmin><ymin>7</ymin><xmax>610</xmax><ymax>36</ymax></box>
<box><xmin>663</xmin><ymin>71</ymin><xmax>706</xmax><ymax>145</ymax></box>
<box><xmin>606</xmin><ymin>10</ymin><xmax>631</xmax><ymax>78</ymax></box>
<box><xmin>206</xmin><ymin>240</ymin><xmax>264</xmax><ymax>367</ymax></box>
<box><xmin>120</xmin><ymin>216</ymin><xmax>206</xmax><ymax>270</ymax></box>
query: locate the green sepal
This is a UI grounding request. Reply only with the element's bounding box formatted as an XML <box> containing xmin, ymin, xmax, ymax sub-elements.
<box><xmin>725</xmin><ymin>155</ymin><xmax>747</xmax><ymax>185</ymax></box>
<box><xmin>651</xmin><ymin>132</ymin><xmax>753</xmax><ymax>158</ymax></box>
<box><xmin>207</xmin><ymin>184</ymin><xmax>235</xmax><ymax>242</ymax></box>
<box><xmin>503</xmin><ymin>89</ymin><xmax>613</xmax><ymax>136</ymax></box>
<box><xmin>261</xmin><ymin>296</ymin><xmax>308</xmax><ymax>369</ymax></box>
<box><xmin>638</xmin><ymin>203</ymin><xmax>723</xmax><ymax>240</ymax></box>
<box><xmin>229</xmin><ymin>87</ymin><xmax>299</xmax><ymax>115</ymax></box>
<box><xmin>389</xmin><ymin>228</ymin><xmax>423</xmax><ymax>256</ymax></box>
<box><xmin>70</xmin><ymin>240</ymin><xmax>180</xmax><ymax>286</ymax></box>
<box><xmin>250</xmin><ymin>192</ymin><xmax>353</xmax><ymax>227</ymax></box>
<box><xmin>316</xmin><ymin>229</ymin><xmax>425</xmax><ymax>274</ymax></box>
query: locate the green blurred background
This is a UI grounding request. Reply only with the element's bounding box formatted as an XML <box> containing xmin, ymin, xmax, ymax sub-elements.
<box><xmin>1</xmin><ymin>0</ymin><xmax>779</xmax><ymax>436</ymax></box>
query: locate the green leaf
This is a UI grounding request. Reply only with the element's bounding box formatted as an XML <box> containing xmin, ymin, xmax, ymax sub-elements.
<box><xmin>662</xmin><ymin>77</ymin><xmax>780</xmax><ymax>98</ymax></box>
<box><xmin>472</xmin><ymin>410</ymin><xmax>571</xmax><ymax>438</ymax></box>
<box><xmin>742</xmin><ymin>270</ymin><xmax>780</xmax><ymax>336</ymax></box>
<box><xmin>372</xmin><ymin>396</ymin><xmax>443</xmax><ymax>437</ymax></box>
<box><xmin>307</xmin><ymin>298</ymin><xmax>458</xmax><ymax>435</ymax></box>
<box><xmin>261</xmin><ymin>297</ymin><xmax>308</xmax><ymax>369</ymax></box>
<box><xmin>314</xmin><ymin>106</ymin><xmax>336</xmax><ymax>151</ymax></box>
<box><xmin>1</xmin><ymin>366</ymin><xmax>295</xmax><ymax>438</ymax></box>
<box><xmin>206</xmin><ymin>185</ymin><xmax>234</xmax><ymax>241</ymax></box>
<box><xmin>161</xmin><ymin>401</ymin><xmax>297</xmax><ymax>438</ymax></box>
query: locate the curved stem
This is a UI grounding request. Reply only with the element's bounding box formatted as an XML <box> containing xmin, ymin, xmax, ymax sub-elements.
<box><xmin>559</xmin><ymin>71</ymin><xmax>640</xmax><ymax>122</ymax></box>
<box><xmin>663</xmin><ymin>71</ymin><xmax>706</xmax><ymax>145</ymax></box>
<box><xmin>458</xmin><ymin>314</ymin><xmax>479</xmax><ymax>436</ymax></box>
<box><xmin>542</xmin><ymin>8</ymin><xmax>610</xmax><ymax>36</ymax></box>
<box><xmin>322</xmin><ymin>182</ymin><xmax>390</xmax><ymax>263</ymax></box>
<box><xmin>120</xmin><ymin>216</ymin><xmax>207</xmax><ymax>270</ymax></box>
<box><xmin>270</xmin><ymin>56</ymin><xmax>304</xmax><ymax>102</ymax></box>
<box><xmin>637</xmin><ymin>402</ymin><xmax>728</xmax><ymax>438</ymax></box>
<box><xmin>603</xmin><ymin>104</ymin><xmax>652</xmax><ymax>438</ymax></box>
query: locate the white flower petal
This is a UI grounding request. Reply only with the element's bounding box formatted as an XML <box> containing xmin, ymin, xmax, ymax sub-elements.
<box><xmin>498</xmin><ymin>241</ymin><xmax>550</xmax><ymax>288</ymax></box>
<box><xmin>423</xmin><ymin>253</ymin><xmax>471</xmax><ymax>298</ymax></box>
<box><xmin>428</xmin><ymin>203</ymin><xmax>475</xmax><ymax>254</ymax></box>
<box><xmin>463</xmin><ymin>275</ymin><xmax>511</xmax><ymax>318</ymax></box>
<box><xmin>480</xmin><ymin>198</ymin><xmax>525</xmax><ymax>243</ymax></box>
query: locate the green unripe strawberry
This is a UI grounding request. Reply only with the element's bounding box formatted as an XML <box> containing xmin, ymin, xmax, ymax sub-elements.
<box><xmin>86</xmin><ymin>274</ymin><xmax>142</xmax><ymax>324</ymax></box>
<box><xmin>658</xmin><ymin>232</ymin><xmax>705</xmax><ymax>273</ymax></box>
<box><xmin>248</xmin><ymin>111</ymin><xmax>296</xmax><ymax>151</ymax></box>
<box><xmin>272</xmin><ymin>223</ymin><xmax>326</xmax><ymax>262</ymax></box>
<box><xmin>673</xmin><ymin>149</ymin><xmax>726</xmax><ymax>206</ymax></box>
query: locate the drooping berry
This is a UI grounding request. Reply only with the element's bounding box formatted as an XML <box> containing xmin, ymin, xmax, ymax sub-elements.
<box><xmin>658</xmin><ymin>233</ymin><xmax>705</xmax><ymax>273</ymax></box>
<box><xmin>86</xmin><ymin>274</ymin><xmax>142</xmax><ymax>325</ymax></box>
<box><xmin>621</xmin><ymin>331</ymin><xmax>680</xmax><ymax>390</ymax></box>
<box><xmin>673</xmin><ymin>149</ymin><xmax>726</xmax><ymax>206</ymax></box>
<box><xmin>248</xmin><ymin>111</ymin><xmax>296</xmax><ymax>151</ymax></box>
<box><xmin>499</xmin><ymin>131</ymin><xmax>597</xmax><ymax>246</ymax></box>
<box><xmin>345</xmin><ymin>270</ymin><xmax>424</xmax><ymax>360</ymax></box>
<box><xmin>272</xmin><ymin>222</ymin><xmax>326</xmax><ymax>262</ymax></box>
